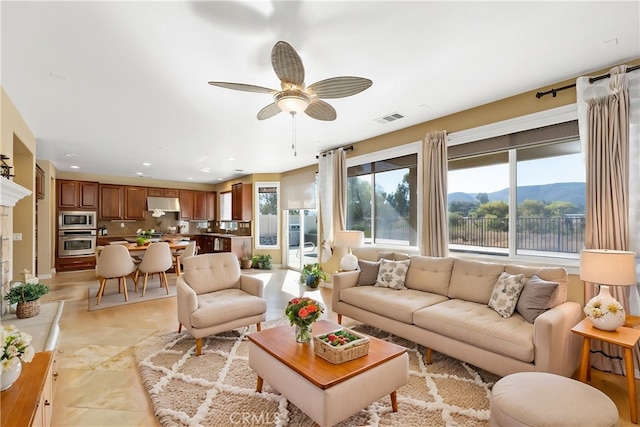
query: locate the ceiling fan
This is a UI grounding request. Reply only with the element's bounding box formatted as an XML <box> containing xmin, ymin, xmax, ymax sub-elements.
<box><xmin>208</xmin><ymin>41</ymin><xmax>372</xmax><ymax>121</ymax></box>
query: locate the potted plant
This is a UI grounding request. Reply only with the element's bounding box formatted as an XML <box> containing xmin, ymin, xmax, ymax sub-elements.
<box><xmin>240</xmin><ymin>244</ymin><xmax>253</xmax><ymax>269</ymax></box>
<box><xmin>4</xmin><ymin>282</ymin><xmax>50</xmax><ymax>319</ymax></box>
<box><xmin>251</xmin><ymin>254</ymin><xmax>272</xmax><ymax>270</ymax></box>
<box><xmin>299</xmin><ymin>263</ymin><xmax>328</xmax><ymax>288</ymax></box>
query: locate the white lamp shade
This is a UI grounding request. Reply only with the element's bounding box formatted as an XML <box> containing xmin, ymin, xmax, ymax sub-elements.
<box><xmin>334</xmin><ymin>230</ymin><xmax>365</xmax><ymax>248</ymax></box>
<box><xmin>580</xmin><ymin>249</ymin><xmax>637</xmax><ymax>286</ymax></box>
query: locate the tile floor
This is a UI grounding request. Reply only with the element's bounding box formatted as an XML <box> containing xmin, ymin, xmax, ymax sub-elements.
<box><xmin>41</xmin><ymin>268</ymin><xmax>637</xmax><ymax>426</ymax></box>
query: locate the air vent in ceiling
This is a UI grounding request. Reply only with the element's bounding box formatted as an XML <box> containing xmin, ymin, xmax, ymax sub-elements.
<box><xmin>375</xmin><ymin>112</ymin><xmax>405</xmax><ymax>124</ymax></box>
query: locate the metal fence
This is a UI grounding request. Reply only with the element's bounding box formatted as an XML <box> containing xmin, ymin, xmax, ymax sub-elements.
<box><xmin>449</xmin><ymin>216</ymin><xmax>586</xmax><ymax>253</ymax></box>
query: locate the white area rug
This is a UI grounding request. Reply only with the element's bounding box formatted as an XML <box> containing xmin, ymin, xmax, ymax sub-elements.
<box><xmin>88</xmin><ymin>275</ymin><xmax>176</xmax><ymax>311</ymax></box>
<box><xmin>135</xmin><ymin>324</ymin><xmax>500</xmax><ymax>426</ymax></box>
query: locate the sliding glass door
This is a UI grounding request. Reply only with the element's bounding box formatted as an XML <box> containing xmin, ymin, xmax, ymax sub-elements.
<box><xmin>285</xmin><ymin>209</ymin><xmax>318</xmax><ymax>270</ymax></box>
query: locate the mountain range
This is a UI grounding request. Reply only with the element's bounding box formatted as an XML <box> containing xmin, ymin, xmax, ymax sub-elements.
<box><xmin>448</xmin><ymin>182</ymin><xmax>586</xmax><ymax>210</ymax></box>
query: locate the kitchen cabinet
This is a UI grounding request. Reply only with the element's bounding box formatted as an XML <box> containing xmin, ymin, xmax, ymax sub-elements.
<box><xmin>56</xmin><ymin>255</ymin><xmax>96</xmax><ymax>272</ymax></box>
<box><xmin>57</xmin><ymin>180</ymin><xmax>98</xmax><ymax>209</ymax></box>
<box><xmin>147</xmin><ymin>187</ymin><xmax>180</xmax><ymax>198</ymax></box>
<box><xmin>231</xmin><ymin>183</ymin><xmax>252</xmax><ymax>220</ymax></box>
<box><xmin>36</xmin><ymin>165</ymin><xmax>45</xmax><ymax>200</ymax></box>
<box><xmin>99</xmin><ymin>184</ymin><xmax>124</xmax><ymax>219</ymax></box>
<box><xmin>123</xmin><ymin>186</ymin><xmax>147</xmax><ymax>220</ymax></box>
<box><xmin>179</xmin><ymin>190</ymin><xmax>194</xmax><ymax>220</ymax></box>
<box><xmin>206</xmin><ymin>191</ymin><xmax>216</xmax><ymax>220</ymax></box>
<box><xmin>197</xmin><ymin>235</ymin><xmax>251</xmax><ymax>259</ymax></box>
<box><xmin>99</xmin><ymin>185</ymin><xmax>146</xmax><ymax>220</ymax></box>
<box><xmin>193</xmin><ymin>191</ymin><xmax>207</xmax><ymax>220</ymax></box>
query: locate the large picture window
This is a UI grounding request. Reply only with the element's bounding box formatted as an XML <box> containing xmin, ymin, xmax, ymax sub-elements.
<box><xmin>448</xmin><ymin>119</ymin><xmax>585</xmax><ymax>259</ymax></box>
<box><xmin>347</xmin><ymin>153</ymin><xmax>418</xmax><ymax>246</ymax></box>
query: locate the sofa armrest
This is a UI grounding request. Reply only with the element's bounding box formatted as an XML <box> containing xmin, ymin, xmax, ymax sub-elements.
<box><xmin>331</xmin><ymin>271</ymin><xmax>361</xmax><ymax>311</ymax></box>
<box><xmin>176</xmin><ymin>276</ymin><xmax>198</xmax><ymax>330</ymax></box>
<box><xmin>240</xmin><ymin>274</ymin><xmax>264</xmax><ymax>298</ymax></box>
<box><xmin>533</xmin><ymin>301</ymin><xmax>583</xmax><ymax>376</ymax></box>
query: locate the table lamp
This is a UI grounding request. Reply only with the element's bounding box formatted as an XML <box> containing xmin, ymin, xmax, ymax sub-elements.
<box><xmin>580</xmin><ymin>249</ymin><xmax>637</xmax><ymax>331</ymax></box>
<box><xmin>334</xmin><ymin>230</ymin><xmax>365</xmax><ymax>271</ymax></box>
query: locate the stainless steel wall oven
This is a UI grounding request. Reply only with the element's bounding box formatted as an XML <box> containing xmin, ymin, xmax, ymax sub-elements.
<box><xmin>58</xmin><ymin>229</ymin><xmax>97</xmax><ymax>257</ymax></box>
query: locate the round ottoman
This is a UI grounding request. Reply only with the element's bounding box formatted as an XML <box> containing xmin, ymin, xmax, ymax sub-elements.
<box><xmin>490</xmin><ymin>372</ymin><xmax>619</xmax><ymax>427</ymax></box>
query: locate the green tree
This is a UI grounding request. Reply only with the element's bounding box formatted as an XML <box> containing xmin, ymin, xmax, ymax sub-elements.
<box><xmin>545</xmin><ymin>201</ymin><xmax>579</xmax><ymax>217</ymax></box>
<box><xmin>385</xmin><ymin>172</ymin><xmax>410</xmax><ymax>217</ymax></box>
<box><xmin>476</xmin><ymin>201</ymin><xmax>509</xmax><ymax>218</ymax></box>
<box><xmin>449</xmin><ymin>200</ymin><xmax>479</xmax><ymax>216</ymax></box>
<box><xmin>258</xmin><ymin>192</ymin><xmax>278</xmax><ymax>215</ymax></box>
<box><xmin>518</xmin><ymin>200</ymin><xmax>547</xmax><ymax>217</ymax></box>
<box><xmin>476</xmin><ymin>192</ymin><xmax>489</xmax><ymax>204</ymax></box>
<box><xmin>347</xmin><ymin>176</ymin><xmax>372</xmax><ymax>236</ymax></box>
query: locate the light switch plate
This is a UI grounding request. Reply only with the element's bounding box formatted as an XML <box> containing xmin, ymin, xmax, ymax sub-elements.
<box><xmin>13</xmin><ymin>233</ymin><xmax>22</xmax><ymax>241</ymax></box>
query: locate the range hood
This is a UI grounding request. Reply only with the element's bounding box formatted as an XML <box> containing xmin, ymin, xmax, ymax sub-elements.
<box><xmin>147</xmin><ymin>197</ymin><xmax>181</xmax><ymax>212</ymax></box>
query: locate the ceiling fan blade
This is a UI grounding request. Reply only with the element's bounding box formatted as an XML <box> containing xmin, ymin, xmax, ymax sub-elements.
<box><xmin>257</xmin><ymin>102</ymin><xmax>282</xmax><ymax>120</ymax></box>
<box><xmin>208</xmin><ymin>81</ymin><xmax>276</xmax><ymax>94</ymax></box>
<box><xmin>271</xmin><ymin>41</ymin><xmax>305</xmax><ymax>86</ymax></box>
<box><xmin>308</xmin><ymin>77</ymin><xmax>373</xmax><ymax>99</ymax></box>
<box><xmin>305</xmin><ymin>99</ymin><xmax>336</xmax><ymax>121</ymax></box>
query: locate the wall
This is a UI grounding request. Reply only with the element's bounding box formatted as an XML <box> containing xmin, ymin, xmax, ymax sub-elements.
<box><xmin>35</xmin><ymin>159</ymin><xmax>56</xmax><ymax>277</ymax></box>
<box><xmin>1</xmin><ymin>87</ymin><xmax>37</xmax><ymax>312</ymax></box>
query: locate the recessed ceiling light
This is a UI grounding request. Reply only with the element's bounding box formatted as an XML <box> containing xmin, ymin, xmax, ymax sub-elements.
<box><xmin>227</xmin><ymin>157</ymin><xmax>235</xmax><ymax>161</ymax></box>
<box><xmin>70</xmin><ymin>165</ymin><xmax>79</xmax><ymax>169</ymax></box>
<box><xmin>200</xmin><ymin>168</ymin><xmax>211</xmax><ymax>173</ymax></box>
<box><xmin>187</xmin><ymin>177</ymin><xmax>193</xmax><ymax>180</ymax></box>
<box><xmin>217</xmin><ymin>178</ymin><xmax>223</xmax><ymax>181</ymax></box>
<box><xmin>136</xmin><ymin>172</ymin><xmax>143</xmax><ymax>176</ymax></box>
<box><xmin>142</xmin><ymin>162</ymin><xmax>151</xmax><ymax>166</ymax></box>
<box><xmin>65</xmin><ymin>153</ymin><xmax>78</xmax><ymax>158</ymax></box>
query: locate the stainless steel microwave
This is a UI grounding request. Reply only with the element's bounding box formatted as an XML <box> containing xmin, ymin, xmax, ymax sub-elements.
<box><xmin>58</xmin><ymin>211</ymin><xmax>96</xmax><ymax>230</ymax></box>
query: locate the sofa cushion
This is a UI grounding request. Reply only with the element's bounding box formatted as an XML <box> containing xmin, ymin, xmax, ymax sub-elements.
<box><xmin>375</xmin><ymin>259</ymin><xmax>410</xmax><ymax>290</ymax></box>
<box><xmin>357</xmin><ymin>259</ymin><xmax>381</xmax><ymax>286</ymax></box>
<box><xmin>448</xmin><ymin>259</ymin><xmax>505</xmax><ymax>304</ymax></box>
<box><xmin>505</xmin><ymin>265</ymin><xmax>568</xmax><ymax>308</ymax></box>
<box><xmin>413</xmin><ymin>299</ymin><xmax>534</xmax><ymax>362</ymax></box>
<box><xmin>192</xmin><ymin>288</ymin><xmax>266</xmax><ymax>328</ymax></box>
<box><xmin>405</xmin><ymin>256</ymin><xmax>454</xmax><ymax>296</ymax></box>
<box><xmin>488</xmin><ymin>272</ymin><xmax>526</xmax><ymax>318</ymax></box>
<box><xmin>377</xmin><ymin>252</ymin><xmax>410</xmax><ymax>261</ymax></box>
<box><xmin>516</xmin><ymin>274</ymin><xmax>559</xmax><ymax>323</ymax></box>
<box><xmin>340</xmin><ymin>286</ymin><xmax>448</xmax><ymax>324</ymax></box>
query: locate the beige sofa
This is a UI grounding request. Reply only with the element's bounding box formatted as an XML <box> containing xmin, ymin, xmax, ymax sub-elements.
<box><xmin>332</xmin><ymin>251</ymin><xmax>582</xmax><ymax>377</ymax></box>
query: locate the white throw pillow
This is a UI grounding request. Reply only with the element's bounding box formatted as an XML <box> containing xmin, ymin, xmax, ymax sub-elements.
<box><xmin>375</xmin><ymin>259</ymin><xmax>410</xmax><ymax>290</ymax></box>
<box><xmin>488</xmin><ymin>272</ymin><xmax>525</xmax><ymax>318</ymax></box>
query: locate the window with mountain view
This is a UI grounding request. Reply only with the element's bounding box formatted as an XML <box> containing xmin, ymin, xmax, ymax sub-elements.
<box><xmin>448</xmin><ymin>121</ymin><xmax>585</xmax><ymax>259</ymax></box>
<box><xmin>347</xmin><ymin>154</ymin><xmax>418</xmax><ymax>246</ymax></box>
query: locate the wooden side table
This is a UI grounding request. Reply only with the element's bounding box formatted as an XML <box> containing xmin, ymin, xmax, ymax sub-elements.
<box><xmin>572</xmin><ymin>318</ymin><xmax>640</xmax><ymax>423</ymax></box>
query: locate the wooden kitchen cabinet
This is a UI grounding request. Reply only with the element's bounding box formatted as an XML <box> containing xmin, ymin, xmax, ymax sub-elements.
<box><xmin>231</xmin><ymin>183</ymin><xmax>252</xmax><ymax>220</ymax></box>
<box><xmin>56</xmin><ymin>255</ymin><xmax>96</xmax><ymax>272</ymax></box>
<box><xmin>179</xmin><ymin>190</ymin><xmax>193</xmax><ymax>220</ymax></box>
<box><xmin>206</xmin><ymin>191</ymin><xmax>216</xmax><ymax>220</ymax></box>
<box><xmin>123</xmin><ymin>186</ymin><xmax>147</xmax><ymax>220</ymax></box>
<box><xmin>193</xmin><ymin>191</ymin><xmax>207</xmax><ymax>220</ymax></box>
<box><xmin>99</xmin><ymin>184</ymin><xmax>124</xmax><ymax>219</ymax></box>
<box><xmin>147</xmin><ymin>187</ymin><xmax>180</xmax><ymax>198</ymax></box>
<box><xmin>57</xmin><ymin>180</ymin><xmax>98</xmax><ymax>209</ymax></box>
<box><xmin>99</xmin><ymin>185</ymin><xmax>146</xmax><ymax>220</ymax></box>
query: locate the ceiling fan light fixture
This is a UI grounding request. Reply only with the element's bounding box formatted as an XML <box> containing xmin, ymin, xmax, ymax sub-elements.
<box><xmin>275</xmin><ymin>91</ymin><xmax>310</xmax><ymax>114</ymax></box>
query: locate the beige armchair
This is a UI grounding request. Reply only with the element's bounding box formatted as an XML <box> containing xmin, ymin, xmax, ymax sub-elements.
<box><xmin>177</xmin><ymin>253</ymin><xmax>267</xmax><ymax>355</ymax></box>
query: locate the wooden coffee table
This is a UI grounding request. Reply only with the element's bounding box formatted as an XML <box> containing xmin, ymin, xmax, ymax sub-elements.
<box><xmin>248</xmin><ymin>319</ymin><xmax>408</xmax><ymax>427</ymax></box>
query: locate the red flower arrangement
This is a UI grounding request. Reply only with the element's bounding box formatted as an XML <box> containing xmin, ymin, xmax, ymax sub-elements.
<box><xmin>285</xmin><ymin>297</ymin><xmax>324</xmax><ymax>328</ymax></box>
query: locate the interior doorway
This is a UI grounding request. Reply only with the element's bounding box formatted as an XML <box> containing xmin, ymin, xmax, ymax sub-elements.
<box><xmin>285</xmin><ymin>209</ymin><xmax>318</xmax><ymax>270</ymax></box>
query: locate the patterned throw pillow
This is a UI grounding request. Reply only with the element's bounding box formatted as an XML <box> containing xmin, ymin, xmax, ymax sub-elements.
<box><xmin>488</xmin><ymin>272</ymin><xmax>526</xmax><ymax>318</ymax></box>
<box><xmin>375</xmin><ymin>259</ymin><xmax>410</xmax><ymax>290</ymax></box>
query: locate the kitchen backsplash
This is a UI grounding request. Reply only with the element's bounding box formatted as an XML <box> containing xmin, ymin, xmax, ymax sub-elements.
<box><xmin>99</xmin><ymin>212</ymin><xmax>211</xmax><ymax>237</ymax></box>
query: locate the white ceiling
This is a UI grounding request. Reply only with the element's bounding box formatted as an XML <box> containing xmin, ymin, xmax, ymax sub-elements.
<box><xmin>2</xmin><ymin>1</ymin><xmax>639</xmax><ymax>184</ymax></box>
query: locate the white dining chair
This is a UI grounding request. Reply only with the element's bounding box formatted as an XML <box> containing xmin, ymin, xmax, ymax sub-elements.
<box><xmin>137</xmin><ymin>242</ymin><xmax>173</xmax><ymax>297</ymax></box>
<box><xmin>174</xmin><ymin>241</ymin><xmax>197</xmax><ymax>276</ymax></box>
<box><xmin>95</xmin><ymin>245</ymin><xmax>138</xmax><ymax>304</ymax></box>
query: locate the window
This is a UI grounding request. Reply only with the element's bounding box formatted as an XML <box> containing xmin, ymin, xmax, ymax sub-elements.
<box><xmin>347</xmin><ymin>152</ymin><xmax>418</xmax><ymax>246</ymax></box>
<box><xmin>448</xmin><ymin>119</ymin><xmax>585</xmax><ymax>259</ymax></box>
<box><xmin>219</xmin><ymin>191</ymin><xmax>231</xmax><ymax>221</ymax></box>
<box><xmin>255</xmin><ymin>182</ymin><xmax>279</xmax><ymax>248</ymax></box>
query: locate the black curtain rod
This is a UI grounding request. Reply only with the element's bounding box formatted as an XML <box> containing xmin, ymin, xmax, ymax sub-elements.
<box><xmin>316</xmin><ymin>145</ymin><xmax>354</xmax><ymax>159</ymax></box>
<box><xmin>535</xmin><ymin>64</ymin><xmax>640</xmax><ymax>99</ymax></box>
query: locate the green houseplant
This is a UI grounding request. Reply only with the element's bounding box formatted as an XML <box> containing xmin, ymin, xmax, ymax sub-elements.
<box><xmin>251</xmin><ymin>254</ymin><xmax>272</xmax><ymax>270</ymax></box>
<box><xmin>4</xmin><ymin>283</ymin><xmax>50</xmax><ymax>319</ymax></box>
<box><xmin>299</xmin><ymin>263</ymin><xmax>328</xmax><ymax>288</ymax></box>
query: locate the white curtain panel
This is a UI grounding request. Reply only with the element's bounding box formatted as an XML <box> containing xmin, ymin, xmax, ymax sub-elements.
<box><xmin>318</xmin><ymin>152</ymin><xmax>334</xmax><ymax>262</ymax></box>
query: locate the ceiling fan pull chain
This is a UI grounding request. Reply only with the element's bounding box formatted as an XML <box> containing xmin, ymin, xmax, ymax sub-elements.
<box><xmin>291</xmin><ymin>113</ymin><xmax>297</xmax><ymax>157</ymax></box>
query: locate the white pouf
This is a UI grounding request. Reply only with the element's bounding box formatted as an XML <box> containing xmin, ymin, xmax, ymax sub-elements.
<box><xmin>490</xmin><ymin>372</ymin><xmax>619</xmax><ymax>427</ymax></box>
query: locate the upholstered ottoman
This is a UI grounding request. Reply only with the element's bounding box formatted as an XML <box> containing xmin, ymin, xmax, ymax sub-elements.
<box><xmin>490</xmin><ymin>372</ymin><xmax>619</xmax><ymax>427</ymax></box>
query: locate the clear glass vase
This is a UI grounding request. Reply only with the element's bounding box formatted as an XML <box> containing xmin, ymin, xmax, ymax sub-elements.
<box><xmin>295</xmin><ymin>324</ymin><xmax>312</xmax><ymax>343</ymax></box>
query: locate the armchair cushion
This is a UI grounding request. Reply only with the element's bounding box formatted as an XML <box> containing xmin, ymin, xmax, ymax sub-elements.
<box><xmin>191</xmin><ymin>289</ymin><xmax>267</xmax><ymax>328</ymax></box>
<box><xmin>183</xmin><ymin>253</ymin><xmax>241</xmax><ymax>293</ymax></box>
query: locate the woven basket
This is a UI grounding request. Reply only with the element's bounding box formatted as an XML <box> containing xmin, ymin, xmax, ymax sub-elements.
<box><xmin>313</xmin><ymin>328</ymin><xmax>370</xmax><ymax>364</ymax></box>
<box><xmin>16</xmin><ymin>301</ymin><xmax>40</xmax><ymax>319</ymax></box>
